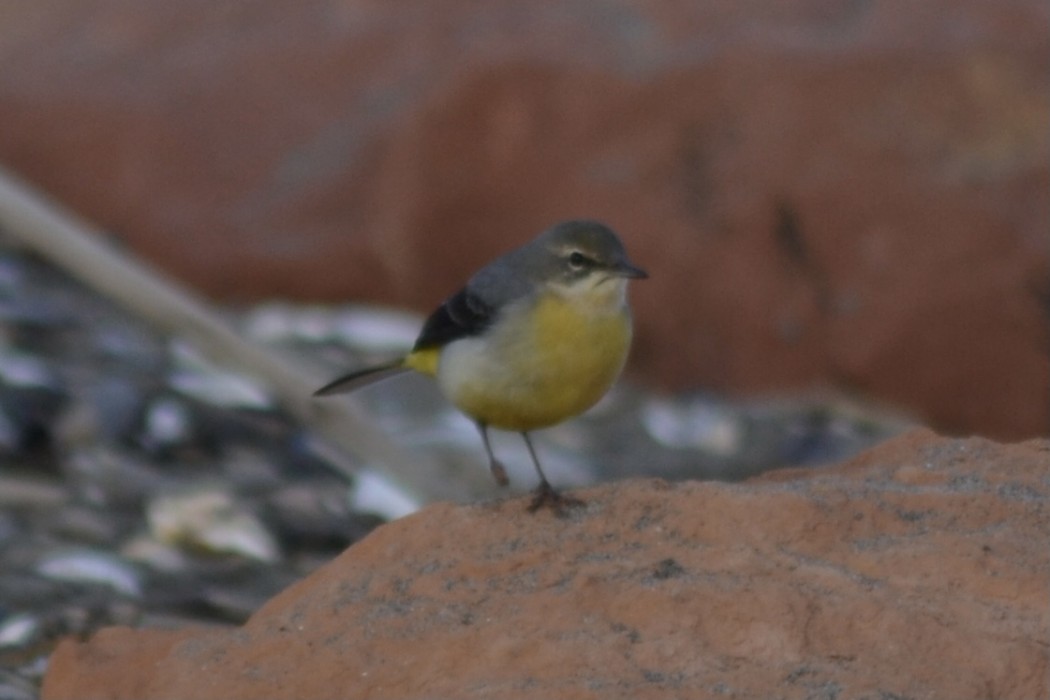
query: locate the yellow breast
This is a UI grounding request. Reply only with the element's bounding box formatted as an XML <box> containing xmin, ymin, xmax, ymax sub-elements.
<box><xmin>435</xmin><ymin>290</ymin><xmax>633</xmax><ymax>431</ymax></box>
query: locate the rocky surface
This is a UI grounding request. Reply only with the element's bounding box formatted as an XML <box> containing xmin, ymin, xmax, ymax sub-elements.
<box><xmin>0</xmin><ymin>233</ymin><xmax>907</xmax><ymax>700</ymax></box>
<box><xmin>41</xmin><ymin>429</ymin><xmax>1050</xmax><ymax>700</ymax></box>
<box><xmin>1</xmin><ymin>1</ymin><xmax>1048</xmax><ymax>439</ymax></box>
<box><xmin>0</xmin><ymin>244</ymin><xmax>386</xmax><ymax>700</ymax></box>
<box><xmin>0</xmin><ymin>4</ymin><xmax>1047</xmax><ymax>696</ymax></box>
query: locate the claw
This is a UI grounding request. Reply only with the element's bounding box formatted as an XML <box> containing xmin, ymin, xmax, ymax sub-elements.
<box><xmin>527</xmin><ymin>480</ymin><xmax>584</xmax><ymax>514</ymax></box>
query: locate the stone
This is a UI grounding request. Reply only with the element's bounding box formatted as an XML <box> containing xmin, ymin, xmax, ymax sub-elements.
<box><xmin>0</xmin><ymin>2</ymin><xmax>1047</xmax><ymax>440</ymax></box>
<box><xmin>40</xmin><ymin>429</ymin><xmax>1050</xmax><ymax>699</ymax></box>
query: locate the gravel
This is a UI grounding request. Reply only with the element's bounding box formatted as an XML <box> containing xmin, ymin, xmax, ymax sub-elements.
<box><xmin>0</xmin><ymin>242</ymin><xmax>910</xmax><ymax>698</ymax></box>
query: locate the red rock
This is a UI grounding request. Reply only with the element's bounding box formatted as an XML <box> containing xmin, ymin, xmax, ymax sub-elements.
<box><xmin>0</xmin><ymin>1</ymin><xmax>1047</xmax><ymax>438</ymax></box>
<box><xmin>41</xmin><ymin>429</ymin><xmax>1050</xmax><ymax>699</ymax></box>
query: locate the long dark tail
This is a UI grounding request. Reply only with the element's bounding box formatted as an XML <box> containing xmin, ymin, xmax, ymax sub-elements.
<box><xmin>313</xmin><ymin>362</ymin><xmax>409</xmax><ymax>396</ymax></box>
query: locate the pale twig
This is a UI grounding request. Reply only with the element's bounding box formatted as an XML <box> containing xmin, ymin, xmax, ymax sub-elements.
<box><xmin>0</xmin><ymin>165</ymin><xmax>440</xmax><ymax>506</ymax></box>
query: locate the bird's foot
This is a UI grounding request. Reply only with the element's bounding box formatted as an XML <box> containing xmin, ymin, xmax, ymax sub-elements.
<box><xmin>527</xmin><ymin>480</ymin><xmax>584</xmax><ymax>514</ymax></box>
<box><xmin>489</xmin><ymin>459</ymin><xmax>510</xmax><ymax>487</ymax></box>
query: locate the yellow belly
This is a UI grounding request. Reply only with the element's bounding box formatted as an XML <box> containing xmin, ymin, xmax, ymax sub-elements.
<box><xmin>434</xmin><ymin>294</ymin><xmax>633</xmax><ymax>431</ymax></box>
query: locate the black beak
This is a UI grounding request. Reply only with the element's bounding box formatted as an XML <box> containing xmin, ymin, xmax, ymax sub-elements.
<box><xmin>613</xmin><ymin>259</ymin><xmax>648</xmax><ymax>279</ymax></box>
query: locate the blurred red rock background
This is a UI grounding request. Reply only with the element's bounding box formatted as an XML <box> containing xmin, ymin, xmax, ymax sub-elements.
<box><xmin>0</xmin><ymin>0</ymin><xmax>1047</xmax><ymax>439</ymax></box>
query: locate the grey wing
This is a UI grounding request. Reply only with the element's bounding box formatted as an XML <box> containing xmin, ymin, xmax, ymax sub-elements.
<box><xmin>412</xmin><ymin>250</ymin><xmax>534</xmax><ymax>351</ymax></box>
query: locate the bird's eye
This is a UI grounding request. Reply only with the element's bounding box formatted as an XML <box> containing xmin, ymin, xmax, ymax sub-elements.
<box><xmin>567</xmin><ymin>251</ymin><xmax>589</xmax><ymax>270</ymax></box>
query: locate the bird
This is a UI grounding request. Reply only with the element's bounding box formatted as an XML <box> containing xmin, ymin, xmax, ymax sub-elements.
<box><xmin>314</xmin><ymin>219</ymin><xmax>647</xmax><ymax>511</ymax></box>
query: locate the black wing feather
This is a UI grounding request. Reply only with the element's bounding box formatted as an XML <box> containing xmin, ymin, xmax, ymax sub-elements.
<box><xmin>315</xmin><ymin>282</ymin><xmax>501</xmax><ymax>397</ymax></box>
<box><xmin>412</xmin><ymin>287</ymin><xmax>496</xmax><ymax>351</ymax></box>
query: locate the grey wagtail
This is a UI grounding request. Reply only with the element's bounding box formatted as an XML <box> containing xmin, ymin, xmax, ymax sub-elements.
<box><xmin>314</xmin><ymin>219</ymin><xmax>647</xmax><ymax>511</ymax></box>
